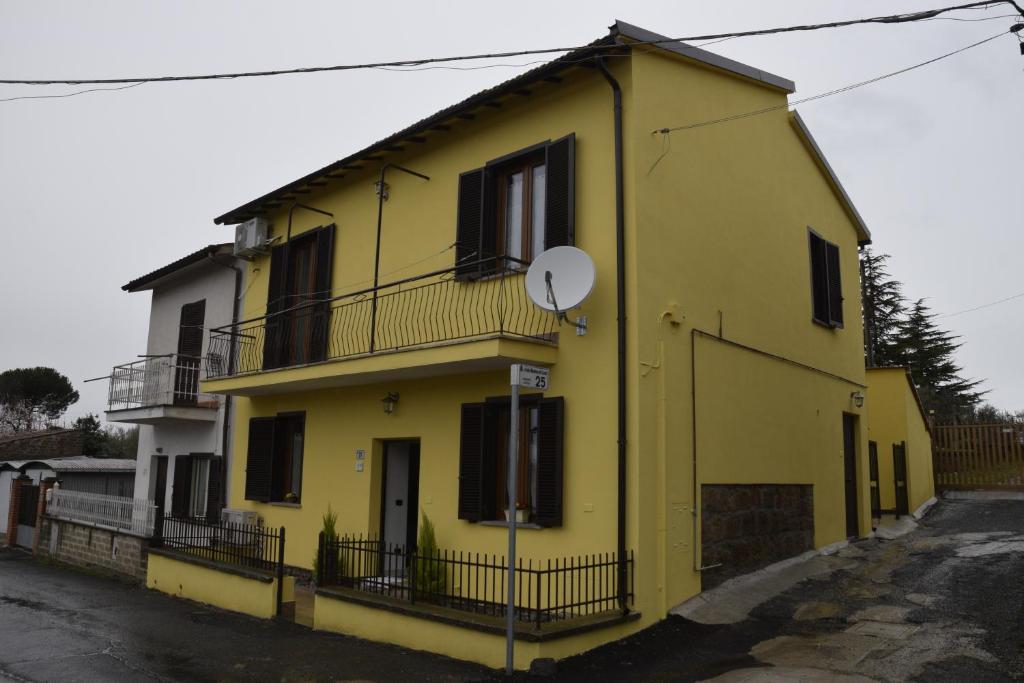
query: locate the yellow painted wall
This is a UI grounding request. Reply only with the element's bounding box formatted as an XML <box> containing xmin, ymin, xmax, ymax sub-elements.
<box><xmin>146</xmin><ymin>552</ymin><xmax>293</xmax><ymax>620</ymax></box>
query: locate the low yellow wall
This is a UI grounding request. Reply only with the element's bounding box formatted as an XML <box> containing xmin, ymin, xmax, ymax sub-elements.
<box><xmin>313</xmin><ymin>593</ymin><xmax>643</xmax><ymax>671</ymax></box>
<box><xmin>147</xmin><ymin>552</ymin><xmax>294</xmax><ymax>620</ymax></box>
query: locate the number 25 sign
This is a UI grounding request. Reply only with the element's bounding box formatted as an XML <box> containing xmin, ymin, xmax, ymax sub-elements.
<box><xmin>511</xmin><ymin>364</ymin><xmax>550</xmax><ymax>390</ymax></box>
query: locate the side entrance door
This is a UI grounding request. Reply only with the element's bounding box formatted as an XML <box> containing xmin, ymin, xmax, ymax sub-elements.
<box><xmin>893</xmin><ymin>442</ymin><xmax>910</xmax><ymax>518</ymax></box>
<box><xmin>152</xmin><ymin>456</ymin><xmax>168</xmax><ymax>540</ymax></box>
<box><xmin>842</xmin><ymin>414</ymin><xmax>859</xmax><ymax>538</ymax></box>
<box><xmin>380</xmin><ymin>440</ymin><xmax>421</xmax><ymax>575</ymax></box>
<box><xmin>868</xmin><ymin>441</ymin><xmax>881</xmax><ymax>522</ymax></box>
<box><xmin>15</xmin><ymin>484</ymin><xmax>40</xmax><ymax>549</ymax></box>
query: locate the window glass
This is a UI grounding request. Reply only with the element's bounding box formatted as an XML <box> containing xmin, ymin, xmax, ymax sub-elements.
<box><xmin>290</xmin><ymin>431</ymin><xmax>304</xmax><ymax>500</ymax></box>
<box><xmin>531</xmin><ymin>164</ymin><xmax>546</xmax><ymax>261</ymax></box>
<box><xmin>189</xmin><ymin>459</ymin><xmax>209</xmax><ymax>518</ymax></box>
<box><xmin>505</xmin><ymin>171</ymin><xmax>524</xmax><ymax>261</ymax></box>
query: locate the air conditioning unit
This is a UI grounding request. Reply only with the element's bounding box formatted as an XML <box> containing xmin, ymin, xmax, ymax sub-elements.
<box><xmin>219</xmin><ymin>508</ymin><xmax>262</xmax><ymax>545</ymax></box>
<box><xmin>233</xmin><ymin>217</ymin><xmax>270</xmax><ymax>258</ymax></box>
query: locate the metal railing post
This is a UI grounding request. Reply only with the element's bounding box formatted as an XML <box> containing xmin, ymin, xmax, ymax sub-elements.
<box><xmin>276</xmin><ymin>527</ymin><xmax>286</xmax><ymax>617</ymax></box>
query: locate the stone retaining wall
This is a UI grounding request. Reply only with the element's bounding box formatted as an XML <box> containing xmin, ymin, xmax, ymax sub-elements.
<box><xmin>700</xmin><ymin>484</ymin><xmax>814</xmax><ymax>590</ymax></box>
<box><xmin>37</xmin><ymin>516</ymin><xmax>150</xmax><ymax>582</ymax></box>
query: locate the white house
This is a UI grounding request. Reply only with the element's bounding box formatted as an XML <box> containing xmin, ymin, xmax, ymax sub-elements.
<box><xmin>105</xmin><ymin>244</ymin><xmax>243</xmax><ymax>521</ymax></box>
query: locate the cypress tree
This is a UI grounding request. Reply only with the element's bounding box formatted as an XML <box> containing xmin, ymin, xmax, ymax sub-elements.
<box><xmin>859</xmin><ymin>247</ymin><xmax>906</xmax><ymax>367</ymax></box>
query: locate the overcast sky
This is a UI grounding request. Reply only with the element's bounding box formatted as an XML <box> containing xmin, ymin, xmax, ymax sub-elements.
<box><xmin>1</xmin><ymin>1</ymin><xmax>1021</xmax><ymax>423</ymax></box>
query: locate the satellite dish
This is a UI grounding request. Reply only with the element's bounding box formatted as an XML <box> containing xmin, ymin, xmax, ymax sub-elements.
<box><xmin>525</xmin><ymin>247</ymin><xmax>596</xmax><ymax>324</ymax></box>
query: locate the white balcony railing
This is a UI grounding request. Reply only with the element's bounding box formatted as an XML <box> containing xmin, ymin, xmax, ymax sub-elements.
<box><xmin>107</xmin><ymin>354</ymin><xmax>220</xmax><ymax>411</ymax></box>
<box><xmin>47</xmin><ymin>488</ymin><xmax>157</xmax><ymax>537</ymax></box>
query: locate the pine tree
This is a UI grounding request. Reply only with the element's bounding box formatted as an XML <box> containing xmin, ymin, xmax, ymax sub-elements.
<box><xmin>859</xmin><ymin>247</ymin><xmax>905</xmax><ymax>367</ymax></box>
<box><xmin>892</xmin><ymin>299</ymin><xmax>985</xmax><ymax>423</ymax></box>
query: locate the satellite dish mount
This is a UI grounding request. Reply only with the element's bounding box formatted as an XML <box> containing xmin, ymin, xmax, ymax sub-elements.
<box><xmin>526</xmin><ymin>247</ymin><xmax>596</xmax><ymax>337</ymax></box>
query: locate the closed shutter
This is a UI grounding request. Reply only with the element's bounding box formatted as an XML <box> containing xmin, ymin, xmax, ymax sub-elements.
<box><xmin>244</xmin><ymin>417</ymin><xmax>276</xmax><ymax>502</ymax></box>
<box><xmin>206</xmin><ymin>456</ymin><xmax>223</xmax><ymax>521</ymax></box>
<box><xmin>455</xmin><ymin>168</ymin><xmax>493</xmax><ymax>279</ymax></box>
<box><xmin>544</xmin><ymin>133</ymin><xmax>576</xmax><ymax>250</ymax></box>
<box><xmin>534</xmin><ymin>396</ymin><xmax>565</xmax><ymax>527</ymax></box>
<box><xmin>458</xmin><ymin>402</ymin><xmax>498</xmax><ymax>521</ymax></box>
<box><xmin>263</xmin><ymin>246</ymin><xmax>287</xmax><ymax>369</ymax></box>
<box><xmin>809</xmin><ymin>232</ymin><xmax>829</xmax><ymax>324</ymax></box>
<box><xmin>309</xmin><ymin>224</ymin><xmax>335</xmax><ymax>363</ymax></box>
<box><xmin>177</xmin><ymin>300</ymin><xmax>206</xmax><ymax>358</ymax></box>
<box><xmin>826</xmin><ymin>242</ymin><xmax>843</xmax><ymax>327</ymax></box>
<box><xmin>171</xmin><ymin>456</ymin><xmax>193</xmax><ymax>518</ymax></box>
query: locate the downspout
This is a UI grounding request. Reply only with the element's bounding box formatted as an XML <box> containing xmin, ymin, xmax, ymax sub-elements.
<box><xmin>594</xmin><ymin>55</ymin><xmax>628</xmax><ymax>615</ymax></box>
<box><xmin>209</xmin><ymin>254</ymin><xmax>243</xmax><ymax>517</ymax></box>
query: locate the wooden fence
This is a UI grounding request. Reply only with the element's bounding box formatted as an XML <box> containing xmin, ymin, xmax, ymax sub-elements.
<box><xmin>932</xmin><ymin>424</ymin><xmax>1024</xmax><ymax>491</ymax></box>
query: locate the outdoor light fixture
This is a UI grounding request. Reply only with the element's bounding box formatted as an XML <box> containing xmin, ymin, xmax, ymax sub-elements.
<box><xmin>381</xmin><ymin>392</ymin><xmax>399</xmax><ymax>415</ymax></box>
<box><xmin>851</xmin><ymin>391</ymin><xmax>865</xmax><ymax>408</ymax></box>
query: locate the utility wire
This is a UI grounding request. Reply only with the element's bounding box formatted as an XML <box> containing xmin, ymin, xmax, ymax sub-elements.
<box><xmin>940</xmin><ymin>290</ymin><xmax>1024</xmax><ymax>318</ymax></box>
<box><xmin>652</xmin><ymin>30</ymin><xmax>1008</xmax><ymax>136</ymax></box>
<box><xmin>0</xmin><ymin>82</ymin><xmax>144</xmax><ymax>102</ymax></box>
<box><xmin>0</xmin><ymin>1</ymin><xmax>1020</xmax><ymax>86</ymax></box>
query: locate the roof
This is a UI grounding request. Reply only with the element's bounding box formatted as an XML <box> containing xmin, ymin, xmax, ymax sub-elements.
<box><xmin>790</xmin><ymin>111</ymin><xmax>872</xmax><ymax>245</ymax></box>
<box><xmin>214</xmin><ymin>21</ymin><xmax>794</xmax><ymax>226</ymax></box>
<box><xmin>866</xmin><ymin>366</ymin><xmax>931</xmax><ymax>434</ymax></box>
<box><xmin>17</xmin><ymin>457</ymin><xmax>137</xmax><ymax>473</ymax></box>
<box><xmin>122</xmin><ymin>243</ymin><xmax>233</xmax><ymax>292</ymax></box>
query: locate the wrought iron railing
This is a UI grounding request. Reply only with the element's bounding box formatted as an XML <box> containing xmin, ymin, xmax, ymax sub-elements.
<box><xmin>47</xmin><ymin>489</ymin><xmax>156</xmax><ymax>536</ymax></box>
<box><xmin>207</xmin><ymin>257</ymin><xmax>558</xmax><ymax>379</ymax></box>
<box><xmin>157</xmin><ymin>515</ymin><xmax>285</xmax><ymax>574</ymax></box>
<box><xmin>107</xmin><ymin>354</ymin><xmax>220</xmax><ymax>411</ymax></box>
<box><xmin>317</xmin><ymin>533</ymin><xmax>633</xmax><ymax>630</ymax></box>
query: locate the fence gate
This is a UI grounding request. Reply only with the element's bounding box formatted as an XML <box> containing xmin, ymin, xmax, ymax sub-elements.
<box><xmin>932</xmin><ymin>424</ymin><xmax>1024</xmax><ymax>492</ymax></box>
<box><xmin>893</xmin><ymin>442</ymin><xmax>909</xmax><ymax>518</ymax></box>
<box><xmin>15</xmin><ymin>484</ymin><xmax>40</xmax><ymax>548</ymax></box>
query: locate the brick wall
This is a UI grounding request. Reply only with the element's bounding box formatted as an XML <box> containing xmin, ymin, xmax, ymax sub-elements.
<box><xmin>37</xmin><ymin>516</ymin><xmax>150</xmax><ymax>582</ymax></box>
<box><xmin>700</xmin><ymin>484</ymin><xmax>814</xmax><ymax>590</ymax></box>
<box><xmin>0</xmin><ymin>429</ymin><xmax>85</xmax><ymax>459</ymax></box>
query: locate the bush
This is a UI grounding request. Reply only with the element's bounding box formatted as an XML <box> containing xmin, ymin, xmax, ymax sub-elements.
<box><xmin>412</xmin><ymin>511</ymin><xmax>446</xmax><ymax>599</ymax></box>
<box><xmin>312</xmin><ymin>505</ymin><xmax>340</xmax><ymax>585</ymax></box>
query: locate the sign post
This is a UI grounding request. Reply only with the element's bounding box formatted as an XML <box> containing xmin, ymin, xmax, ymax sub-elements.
<box><xmin>505</xmin><ymin>363</ymin><xmax>550</xmax><ymax>675</ymax></box>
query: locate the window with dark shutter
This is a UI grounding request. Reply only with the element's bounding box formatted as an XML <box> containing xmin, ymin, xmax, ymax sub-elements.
<box><xmin>245</xmin><ymin>417</ymin><xmax>276</xmax><ymax>502</ymax></box>
<box><xmin>309</xmin><ymin>225</ymin><xmax>335</xmax><ymax>362</ymax></box>
<box><xmin>171</xmin><ymin>456</ymin><xmax>193</xmax><ymax>518</ymax></box>
<box><xmin>809</xmin><ymin>230</ymin><xmax>842</xmax><ymax>328</ymax></box>
<box><xmin>263</xmin><ymin>246</ymin><xmax>287</xmax><ymax>369</ymax></box>
<box><xmin>458</xmin><ymin>402</ymin><xmax>499</xmax><ymax>520</ymax></box>
<box><xmin>174</xmin><ymin>300</ymin><xmax>206</xmax><ymax>406</ymax></box>
<box><xmin>534</xmin><ymin>396</ymin><xmax>565</xmax><ymax>527</ymax></box>
<box><xmin>456</xmin><ymin>169</ymin><xmax>485</xmax><ymax>280</ymax></box>
<box><xmin>544</xmin><ymin>134</ymin><xmax>575</xmax><ymax>250</ymax></box>
<box><xmin>825</xmin><ymin>242</ymin><xmax>843</xmax><ymax>327</ymax></box>
<box><xmin>206</xmin><ymin>456</ymin><xmax>223</xmax><ymax>521</ymax></box>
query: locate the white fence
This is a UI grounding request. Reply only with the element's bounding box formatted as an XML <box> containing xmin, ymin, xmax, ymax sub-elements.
<box><xmin>47</xmin><ymin>489</ymin><xmax>157</xmax><ymax>537</ymax></box>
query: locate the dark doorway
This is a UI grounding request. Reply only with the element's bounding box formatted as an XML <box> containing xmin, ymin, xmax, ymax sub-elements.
<box><xmin>868</xmin><ymin>440</ymin><xmax>881</xmax><ymax>524</ymax></box>
<box><xmin>842</xmin><ymin>414</ymin><xmax>859</xmax><ymax>538</ymax></box>
<box><xmin>153</xmin><ymin>456</ymin><xmax>168</xmax><ymax>539</ymax></box>
<box><xmin>380</xmin><ymin>440</ymin><xmax>421</xmax><ymax>565</ymax></box>
<box><xmin>893</xmin><ymin>442</ymin><xmax>910</xmax><ymax>518</ymax></box>
<box><xmin>15</xmin><ymin>484</ymin><xmax>40</xmax><ymax>548</ymax></box>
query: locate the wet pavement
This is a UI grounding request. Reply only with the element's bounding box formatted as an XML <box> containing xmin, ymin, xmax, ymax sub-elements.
<box><xmin>2</xmin><ymin>497</ymin><xmax>1022</xmax><ymax>681</ymax></box>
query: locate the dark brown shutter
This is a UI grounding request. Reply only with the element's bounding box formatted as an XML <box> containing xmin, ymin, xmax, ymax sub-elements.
<box><xmin>310</xmin><ymin>224</ymin><xmax>335</xmax><ymax>362</ymax></box>
<box><xmin>809</xmin><ymin>232</ymin><xmax>829</xmax><ymax>324</ymax></box>
<box><xmin>534</xmin><ymin>396</ymin><xmax>565</xmax><ymax>527</ymax></box>
<box><xmin>456</xmin><ymin>168</ymin><xmax>485</xmax><ymax>279</ymax></box>
<box><xmin>826</xmin><ymin>241</ymin><xmax>843</xmax><ymax>327</ymax></box>
<box><xmin>171</xmin><ymin>456</ymin><xmax>193</xmax><ymax>518</ymax></box>
<box><xmin>544</xmin><ymin>133</ymin><xmax>576</xmax><ymax>250</ymax></box>
<box><xmin>177</xmin><ymin>300</ymin><xmax>206</xmax><ymax>358</ymax></box>
<box><xmin>205</xmin><ymin>456</ymin><xmax>223</xmax><ymax>521</ymax></box>
<box><xmin>263</xmin><ymin>246</ymin><xmax>287</xmax><ymax>369</ymax></box>
<box><xmin>458</xmin><ymin>402</ymin><xmax>498</xmax><ymax>521</ymax></box>
<box><xmin>244</xmin><ymin>417</ymin><xmax>276</xmax><ymax>502</ymax></box>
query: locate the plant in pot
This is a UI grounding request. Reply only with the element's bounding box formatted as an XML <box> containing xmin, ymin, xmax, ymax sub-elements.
<box><xmin>312</xmin><ymin>505</ymin><xmax>340</xmax><ymax>586</ymax></box>
<box><xmin>412</xmin><ymin>511</ymin><xmax>446</xmax><ymax>604</ymax></box>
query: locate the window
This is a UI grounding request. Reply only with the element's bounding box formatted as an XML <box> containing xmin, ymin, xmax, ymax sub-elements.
<box><xmin>244</xmin><ymin>413</ymin><xmax>306</xmax><ymax>504</ymax></box>
<box><xmin>809</xmin><ymin>230</ymin><xmax>844</xmax><ymax>328</ymax></box>
<box><xmin>171</xmin><ymin>454</ymin><xmax>221</xmax><ymax>520</ymax></box>
<box><xmin>188</xmin><ymin>459</ymin><xmax>210</xmax><ymax>519</ymax></box>
<box><xmin>174</xmin><ymin>299</ymin><xmax>205</xmax><ymax>406</ymax></box>
<box><xmin>457</xmin><ymin>396</ymin><xmax>564</xmax><ymax>527</ymax></box>
<box><xmin>455</xmin><ymin>135</ymin><xmax>575</xmax><ymax>278</ymax></box>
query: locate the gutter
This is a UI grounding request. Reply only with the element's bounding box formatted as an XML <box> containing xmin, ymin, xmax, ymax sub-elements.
<box><xmin>594</xmin><ymin>55</ymin><xmax>628</xmax><ymax>615</ymax></box>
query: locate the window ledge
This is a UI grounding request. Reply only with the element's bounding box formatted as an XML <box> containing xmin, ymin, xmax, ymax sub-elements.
<box><xmin>268</xmin><ymin>501</ymin><xmax>302</xmax><ymax>509</ymax></box>
<box><xmin>478</xmin><ymin>520</ymin><xmax>543</xmax><ymax>530</ymax></box>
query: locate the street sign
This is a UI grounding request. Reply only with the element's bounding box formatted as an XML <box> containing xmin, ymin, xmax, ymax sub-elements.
<box><xmin>511</xmin><ymin>364</ymin><xmax>549</xmax><ymax>390</ymax></box>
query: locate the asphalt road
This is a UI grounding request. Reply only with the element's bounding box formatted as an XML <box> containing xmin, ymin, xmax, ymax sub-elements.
<box><xmin>2</xmin><ymin>497</ymin><xmax>1022</xmax><ymax>682</ymax></box>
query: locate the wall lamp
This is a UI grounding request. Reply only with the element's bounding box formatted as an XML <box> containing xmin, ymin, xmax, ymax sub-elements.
<box><xmin>381</xmin><ymin>392</ymin><xmax>400</xmax><ymax>415</ymax></box>
<box><xmin>850</xmin><ymin>391</ymin><xmax>865</xmax><ymax>409</ymax></box>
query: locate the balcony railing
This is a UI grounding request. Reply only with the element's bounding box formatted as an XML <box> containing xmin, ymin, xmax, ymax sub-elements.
<box><xmin>107</xmin><ymin>354</ymin><xmax>220</xmax><ymax>411</ymax></box>
<box><xmin>207</xmin><ymin>257</ymin><xmax>558</xmax><ymax>379</ymax></box>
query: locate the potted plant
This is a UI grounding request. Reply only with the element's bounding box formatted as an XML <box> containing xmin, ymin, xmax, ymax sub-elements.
<box><xmin>505</xmin><ymin>502</ymin><xmax>530</xmax><ymax>523</ymax></box>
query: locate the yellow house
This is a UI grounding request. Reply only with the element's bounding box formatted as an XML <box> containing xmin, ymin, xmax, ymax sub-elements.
<box><xmin>865</xmin><ymin>367</ymin><xmax>935</xmax><ymax>519</ymax></box>
<box><xmin>201</xmin><ymin>21</ymin><xmax>875</xmax><ymax>669</ymax></box>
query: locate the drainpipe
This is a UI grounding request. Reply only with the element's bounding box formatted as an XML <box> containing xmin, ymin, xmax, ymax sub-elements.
<box><xmin>594</xmin><ymin>55</ymin><xmax>628</xmax><ymax>615</ymax></box>
<box><xmin>370</xmin><ymin>164</ymin><xmax>430</xmax><ymax>353</ymax></box>
<box><xmin>208</xmin><ymin>253</ymin><xmax>244</xmax><ymax>517</ymax></box>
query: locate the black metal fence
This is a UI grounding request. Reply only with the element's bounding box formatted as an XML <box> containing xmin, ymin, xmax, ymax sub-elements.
<box><xmin>317</xmin><ymin>533</ymin><xmax>634</xmax><ymax>630</ymax></box>
<box><xmin>207</xmin><ymin>257</ymin><xmax>558</xmax><ymax>378</ymax></box>
<box><xmin>157</xmin><ymin>515</ymin><xmax>285</xmax><ymax>575</ymax></box>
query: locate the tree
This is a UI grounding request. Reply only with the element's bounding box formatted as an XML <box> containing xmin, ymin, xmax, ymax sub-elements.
<box><xmin>859</xmin><ymin>247</ymin><xmax>906</xmax><ymax>367</ymax></box>
<box><xmin>71</xmin><ymin>413</ymin><xmax>139</xmax><ymax>458</ymax></box>
<box><xmin>892</xmin><ymin>299</ymin><xmax>985</xmax><ymax>423</ymax></box>
<box><xmin>73</xmin><ymin>414</ymin><xmax>106</xmax><ymax>455</ymax></box>
<box><xmin>0</xmin><ymin>367</ymin><xmax>79</xmax><ymax>433</ymax></box>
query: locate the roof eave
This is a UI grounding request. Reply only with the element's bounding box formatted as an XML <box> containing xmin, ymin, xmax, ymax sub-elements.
<box><xmin>122</xmin><ymin>243</ymin><xmax>234</xmax><ymax>292</ymax></box>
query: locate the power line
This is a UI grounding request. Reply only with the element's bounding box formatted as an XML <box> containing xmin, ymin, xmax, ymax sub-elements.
<box><xmin>0</xmin><ymin>1</ymin><xmax>1020</xmax><ymax>86</ymax></box>
<box><xmin>0</xmin><ymin>82</ymin><xmax>144</xmax><ymax>102</ymax></box>
<box><xmin>940</xmin><ymin>290</ymin><xmax>1024</xmax><ymax>318</ymax></box>
<box><xmin>652</xmin><ymin>30</ymin><xmax>1008</xmax><ymax>136</ymax></box>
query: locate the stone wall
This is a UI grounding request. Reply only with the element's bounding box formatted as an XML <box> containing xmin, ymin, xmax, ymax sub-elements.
<box><xmin>700</xmin><ymin>484</ymin><xmax>814</xmax><ymax>590</ymax></box>
<box><xmin>37</xmin><ymin>516</ymin><xmax>150</xmax><ymax>582</ymax></box>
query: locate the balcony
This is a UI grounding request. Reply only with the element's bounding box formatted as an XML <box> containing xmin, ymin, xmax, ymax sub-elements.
<box><xmin>105</xmin><ymin>354</ymin><xmax>221</xmax><ymax>424</ymax></box>
<box><xmin>203</xmin><ymin>258</ymin><xmax>559</xmax><ymax>396</ymax></box>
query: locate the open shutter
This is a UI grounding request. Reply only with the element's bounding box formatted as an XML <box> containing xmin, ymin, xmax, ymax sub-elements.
<box><xmin>809</xmin><ymin>232</ymin><xmax>829</xmax><ymax>324</ymax></box>
<box><xmin>205</xmin><ymin>456</ymin><xmax>223</xmax><ymax>521</ymax></box>
<box><xmin>244</xmin><ymin>417</ymin><xmax>276</xmax><ymax>502</ymax></box>
<box><xmin>534</xmin><ymin>396</ymin><xmax>565</xmax><ymax>527</ymax></box>
<box><xmin>826</xmin><ymin>242</ymin><xmax>843</xmax><ymax>327</ymax></box>
<box><xmin>177</xmin><ymin>300</ymin><xmax>206</xmax><ymax>358</ymax></box>
<box><xmin>458</xmin><ymin>402</ymin><xmax>498</xmax><ymax>521</ymax></box>
<box><xmin>456</xmin><ymin>168</ymin><xmax>493</xmax><ymax>279</ymax></box>
<box><xmin>544</xmin><ymin>133</ymin><xmax>576</xmax><ymax>250</ymax></box>
<box><xmin>309</xmin><ymin>224</ymin><xmax>335</xmax><ymax>363</ymax></box>
<box><xmin>171</xmin><ymin>456</ymin><xmax>193</xmax><ymax>518</ymax></box>
<box><xmin>263</xmin><ymin>246</ymin><xmax>287</xmax><ymax>370</ymax></box>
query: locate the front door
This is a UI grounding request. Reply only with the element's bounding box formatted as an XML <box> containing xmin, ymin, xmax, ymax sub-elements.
<box><xmin>381</xmin><ymin>440</ymin><xmax>420</xmax><ymax>570</ymax></box>
<box><xmin>15</xmin><ymin>484</ymin><xmax>40</xmax><ymax>548</ymax></box>
<box><xmin>842</xmin><ymin>414</ymin><xmax>859</xmax><ymax>538</ymax></box>
<box><xmin>152</xmin><ymin>456</ymin><xmax>168</xmax><ymax>539</ymax></box>
<box><xmin>868</xmin><ymin>441</ymin><xmax>881</xmax><ymax>523</ymax></box>
<box><xmin>893</xmin><ymin>442</ymin><xmax>910</xmax><ymax>518</ymax></box>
